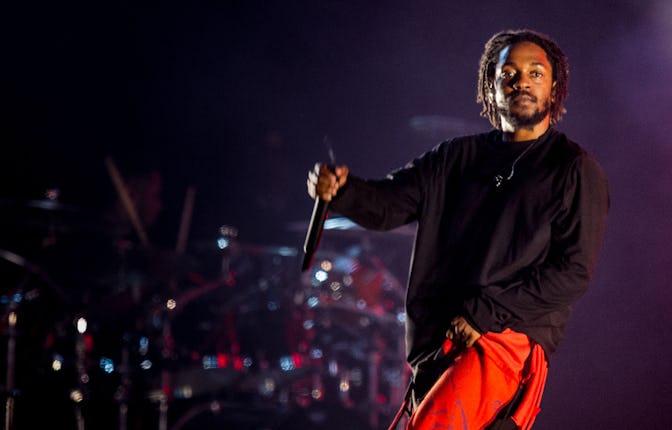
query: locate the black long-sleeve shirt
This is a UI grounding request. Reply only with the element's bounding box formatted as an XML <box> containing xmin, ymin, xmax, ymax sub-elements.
<box><xmin>329</xmin><ymin>128</ymin><xmax>609</xmax><ymax>366</ymax></box>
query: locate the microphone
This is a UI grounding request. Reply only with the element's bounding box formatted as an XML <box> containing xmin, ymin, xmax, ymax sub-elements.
<box><xmin>301</xmin><ymin>195</ymin><xmax>329</xmax><ymax>271</ymax></box>
<box><xmin>302</xmin><ymin>138</ymin><xmax>336</xmax><ymax>272</ymax></box>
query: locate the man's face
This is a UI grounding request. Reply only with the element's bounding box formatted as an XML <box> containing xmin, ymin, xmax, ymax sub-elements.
<box><xmin>494</xmin><ymin>41</ymin><xmax>555</xmax><ymax>130</ymax></box>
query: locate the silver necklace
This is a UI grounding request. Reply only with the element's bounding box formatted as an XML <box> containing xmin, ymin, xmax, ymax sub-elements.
<box><xmin>493</xmin><ymin>139</ymin><xmax>538</xmax><ymax>188</ymax></box>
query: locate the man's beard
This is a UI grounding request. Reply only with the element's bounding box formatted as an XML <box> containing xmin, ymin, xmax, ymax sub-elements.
<box><xmin>497</xmin><ymin>93</ymin><xmax>551</xmax><ymax>129</ymax></box>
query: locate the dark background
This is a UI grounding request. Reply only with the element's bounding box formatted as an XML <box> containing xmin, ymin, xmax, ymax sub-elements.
<box><xmin>2</xmin><ymin>1</ymin><xmax>672</xmax><ymax>429</ymax></box>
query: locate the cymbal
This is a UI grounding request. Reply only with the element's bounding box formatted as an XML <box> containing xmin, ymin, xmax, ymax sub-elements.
<box><xmin>286</xmin><ymin>217</ymin><xmax>416</xmax><ymax>238</ymax></box>
<box><xmin>0</xmin><ymin>198</ymin><xmax>103</xmax><ymax>236</ymax></box>
<box><xmin>0</xmin><ymin>197</ymin><xmax>82</xmax><ymax>212</ymax></box>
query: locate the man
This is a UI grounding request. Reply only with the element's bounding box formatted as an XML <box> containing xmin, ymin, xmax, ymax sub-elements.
<box><xmin>306</xmin><ymin>29</ymin><xmax>609</xmax><ymax>430</ymax></box>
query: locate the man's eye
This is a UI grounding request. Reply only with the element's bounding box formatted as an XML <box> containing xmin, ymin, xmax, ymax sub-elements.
<box><xmin>531</xmin><ymin>71</ymin><xmax>543</xmax><ymax>79</ymax></box>
<box><xmin>500</xmin><ymin>71</ymin><xmax>514</xmax><ymax>79</ymax></box>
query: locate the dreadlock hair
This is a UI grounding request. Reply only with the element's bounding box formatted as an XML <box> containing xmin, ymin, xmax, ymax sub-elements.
<box><xmin>476</xmin><ymin>29</ymin><xmax>569</xmax><ymax>129</ymax></box>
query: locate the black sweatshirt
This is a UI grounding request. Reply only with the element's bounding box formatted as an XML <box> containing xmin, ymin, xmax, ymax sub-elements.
<box><xmin>329</xmin><ymin>128</ymin><xmax>609</xmax><ymax>366</ymax></box>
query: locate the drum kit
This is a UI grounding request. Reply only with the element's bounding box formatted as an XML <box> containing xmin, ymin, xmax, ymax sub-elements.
<box><xmin>1</xmin><ymin>194</ymin><xmax>413</xmax><ymax>430</ymax></box>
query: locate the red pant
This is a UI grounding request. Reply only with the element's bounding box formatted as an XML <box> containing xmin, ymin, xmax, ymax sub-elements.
<box><xmin>406</xmin><ymin>329</ymin><xmax>547</xmax><ymax>430</ymax></box>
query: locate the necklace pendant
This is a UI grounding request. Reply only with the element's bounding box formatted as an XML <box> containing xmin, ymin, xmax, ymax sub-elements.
<box><xmin>494</xmin><ymin>174</ymin><xmax>504</xmax><ymax>187</ymax></box>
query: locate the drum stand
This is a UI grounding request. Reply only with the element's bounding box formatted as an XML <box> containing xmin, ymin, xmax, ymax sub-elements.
<box><xmin>2</xmin><ymin>276</ymin><xmax>44</xmax><ymax>430</ymax></box>
<box><xmin>72</xmin><ymin>315</ymin><xmax>90</xmax><ymax>430</ymax></box>
<box><xmin>116</xmin><ymin>306</ymin><xmax>174</xmax><ymax>430</ymax></box>
<box><xmin>116</xmin><ymin>332</ymin><xmax>132</xmax><ymax>430</ymax></box>
<box><xmin>3</xmin><ymin>299</ymin><xmax>18</xmax><ymax>430</ymax></box>
<box><xmin>367</xmin><ymin>349</ymin><xmax>382</xmax><ymax>430</ymax></box>
<box><xmin>143</xmin><ymin>300</ymin><xmax>175</xmax><ymax>430</ymax></box>
<box><xmin>158</xmin><ymin>316</ymin><xmax>173</xmax><ymax>430</ymax></box>
<box><xmin>114</xmin><ymin>307</ymin><xmax>172</xmax><ymax>430</ymax></box>
<box><xmin>1</xmin><ymin>248</ymin><xmax>71</xmax><ymax>430</ymax></box>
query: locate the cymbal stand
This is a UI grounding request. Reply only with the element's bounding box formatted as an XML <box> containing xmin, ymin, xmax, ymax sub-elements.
<box><xmin>114</xmin><ymin>241</ymin><xmax>135</xmax><ymax>430</ymax></box>
<box><xmin>1</xmin><ymin>247</ymin><xmax>73</xmax><ymax>429</ymax></box>
<box><xmin>218</xmin><ymin>225</ymin><xmax>238</xmax><ymax>282</ymax></box>
<box><xmin>72</xmin><ymin>316</ymin><xmax>89</xmax><ymax>430</ymax></box>
<box><xmin>368</xmin><ymin>347</ymin><xmax>382</xmax><ymax>430</ymax></box>
<box><xmin>3</xmin><ymin>275</ymin><xmax>36</xmax><ymax>430</ymax></box>
<box><xmin>145</xmin><ymin>289</ymin><xmax>176</xmax><ymax>430</ymax></box>
<box><xmin>3</xmin><ymin>296</ymin><xmax>19</xmax><ymax>430</ymax></box>
<box><xmin>158</xmin><ymin>313</ymin><xmax>173</xmax><ymax>430</ymax></box>
<box><xmin>116</xmin><ymin>333</ymin><xmax>132</xmax><ymax>430</ymax></box>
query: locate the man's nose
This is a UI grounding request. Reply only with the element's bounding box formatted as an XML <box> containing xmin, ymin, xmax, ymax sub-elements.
<box><xmin>512</xmin><ymin>75</ymin><xmax>530</xmax><ymax>90</ymax></box>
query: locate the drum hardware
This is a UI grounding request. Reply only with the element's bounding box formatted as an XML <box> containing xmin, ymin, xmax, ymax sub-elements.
<box><xmin>2</xmin><ymin>204</ymin><xmax>410</xmax><ymax>430</ymax></box>
<box><xmin>154</xmin><ymin>303</ymin><xmax>178</xmax><ymax>430</ymax></box>
<box><xmin>1</xmin><ymin>248</ymin><xmax>71</xmax><ymax>430</ymax></box>
<box><xmin>115</xmin><ymin>336</ymin><xmax>131</xmax><ymax>430</ymax></box>
<box><xmin>0</xmin><ymin>196</ymin><xmax>95</xmax><ymax>238</ymax></box>
<box><xmin>291</xmin><ymin>248</ymin><xmax>409</xmax><ymax>427</ymax></box>
<box><xmin>72</xmin><ymin>316</ymin><xmax>90</xmax><ymax>430</ymax></box>
<box><xmin>0</xmin><ymin>248</ymin><xmax>70</xmax><ymax>306</ymax></box>
<box><xmin>3</xmin><ymin>301</ymin><xmax>18</xmax><ymax>430</ymax></box>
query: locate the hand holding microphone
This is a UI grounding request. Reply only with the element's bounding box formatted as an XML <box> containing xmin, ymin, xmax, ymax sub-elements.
<box><xmin>302</xmin><ymin>163</ymin><xmax>349</xmax><ymax>271</ymax></box>
<box><xmin>306</xmin><ymin>163</ymin><xmax>349</xmax><ymax>202</ymax></box>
